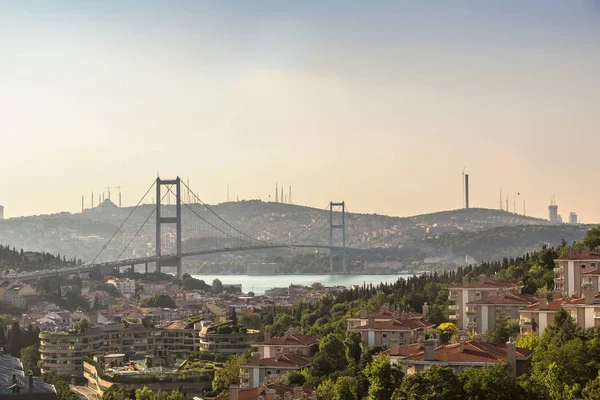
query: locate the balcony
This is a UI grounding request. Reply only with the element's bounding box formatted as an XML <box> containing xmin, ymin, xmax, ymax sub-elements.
<box><xmin>466</xmin><ymin>309</ymin><xmax>476</xmax><ymax>316</ymax></box>
<box><xmin>449</xmin><ymin>305</ymin><xmax>458</xmax><ymax>311</ymax></box>
<box><xmin>467</xmin><ymin>322</ymin><xmax>477</xmax><ymax>329</ymax></box>
<box><xmin>240</xmin><ymin>372</ymin><xmax>250</xmax><ymax>379</ymax></box>
<box><xmin>449</xmin><ymin>314</ymin><xmax>458</xmax><ymax>320</ymax></box>
<box><xmin>448</xmin><ymin>295</ymin><xmax>457</xmax><ymax>302</ymax></box>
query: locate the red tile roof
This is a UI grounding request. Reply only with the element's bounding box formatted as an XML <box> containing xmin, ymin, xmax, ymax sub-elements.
<box><xmin>404</xmin><ymin>341</ymin><xmax>533</xmax><ymax>364</ymax></box>
<box><xmin>467</xmin><ymin>293</ymin><xmax>538</xmax><ymax>306</ymax></box>
<box><xmin>382</xmin><ymin>343</ymin><xmax>421</xmax><ymax>358</ymax></box>
<box><xmin>355</xmin><ymin>318</ymin><xmax>434</xmax><ymax>331</ymax></box>
<box><xmin>555</xmin><ymin>251</ymin><xmax>600</xmax><ymax>261</ymax></box>
<box><xmin>349</xmin><ymin>309</ymin><xmax>424</xmax><ymax>320</ymax></box>
<box><xmin>254</xmin><ymin>332</ymin><xmax>319</xmax><ymax>347</ymax></box>
<box><xmin>243</xmin><ymin>353</ymin><xmax>311</xmax><ymax>368</ymax></box>
<box><xmin>214</xmin><ymin>383</ymin><xmax>314</xmax><ymax>400</ymax></box>
<box><xmin>449</xmin><ymin>278</ymin><xmax>521</xmax><ymax>290</ymax></box>
<box><xmin>520</xmin><ymin>298</ymin><xmax>564</xmax><ymax>311</ymax></box>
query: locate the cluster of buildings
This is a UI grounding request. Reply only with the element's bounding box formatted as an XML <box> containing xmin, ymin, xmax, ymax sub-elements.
<box><xmin>449</xmin><ymin>250</ymin><xmax>600</xmax><ymax>336</ymax></box>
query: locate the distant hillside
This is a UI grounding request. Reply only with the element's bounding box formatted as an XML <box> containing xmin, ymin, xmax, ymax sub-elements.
<box><xmin>0</xmin><ymin>202</ymin><xmax>593</xmax><ymax>265</ymax></box>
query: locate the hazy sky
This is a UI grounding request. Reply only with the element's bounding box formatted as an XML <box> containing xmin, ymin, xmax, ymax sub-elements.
<box><xmin>1</xmin><ymin>1</ymin><xmax>600</xmax><ymax>221</ymax></box>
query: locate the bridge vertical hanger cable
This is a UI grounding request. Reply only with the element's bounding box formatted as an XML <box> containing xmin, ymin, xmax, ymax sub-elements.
<box><xmin>181</xmin><ymin>181</ymin><xmax>266</xmax><ymax>244</ymax></box>
<box><xmin>116</xmin><ymin>189</ymin><xmax>170</xmax><ymax>261</ymax></box>
<box><xmin>89</xmin><ymin>181</ymin><xmax>157</xmax><ymax>266</ymax></box>
<box><xmin>163</xmin><ymin>185</ymin><xmax>257</xmax><ymax>247</ymax></box>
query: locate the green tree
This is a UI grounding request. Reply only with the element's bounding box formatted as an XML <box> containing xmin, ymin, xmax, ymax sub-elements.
<box><xmin>212</xmin><ymin>278</ymin><xmax>224</xmax><ymax>293</ymax></box>
<box><xmin>516</xmin><ymin>333</ymin><xmax>541</xmax><ymax>351</ymax></box>
<box><xmin>20</xmin><ymin>345</ymin><xmax>41</xmax><ymax>376</ymax></box>
<box><xmin>284</xmin><ymin>370</ymin><xmax>306</xmax><ymax>386</ymax></box>
<box><xmin>364</xmin><ymin>355</ymin><xmax>403</xmax><ymax>400</ymax></box>
<box><xmin>212</xmin><ymin>354</ymin><xmax>247</xmax><ymax>396</ymax></box>
<box><xmin>319</xmin><ymin>334</ymin><xmax>348</xmax><ymax>372</ymax></box>
<box><xmin>317</xmin><ymin>378</ymin><xmax>336</xmax><ymax>400</ymax></box>
<box><xmin>393</xmin><ymin>365</ymin><xmax>463</xmax><ymax>400</ymax></box>
<box><xmin>344</xmin><ymin>330</ymin><xmax>363</xmax><ymax>364</ymax></box>
<box><xmin>582</xmin><ymin>377</ymin><xmax>600</xmax><ymax>400</ymax></box>
<box><xmin>487</xmin><ymin>316</ymin><xmax>519</xmax><ymax>346</ymax></box>
<box><xmin>460</xmin><ymin>364</ymin><xmax>525</xmax><ymax>400</ymax></box>
<box><xmin>139</xmin><ymin>294</ymin><xmax>176</xmax><ymax>308</ymax></box>
<box><xmin>43</xmin><ymin>373</ymin><xmax>80</xmax><ymax>400</ymax></box>
<box><xmin>239</xmin><ymin>312</ymin><xmax>262</xmax><ymax>330</ymax></box>
<box><xmin>333</xmin><ymin>376</ymin><xmax>358</xmax><ymax>400</ymax></box>
<box><xmin>437</xmin><ymin>322</ymin><xmax>458</xmax><ymax>343</ymax></box>
<box><xmin>583</xmin><ymin>226</ymin><xmax>600</xmax><ymax>250</ymax></box>
<box><xmin>7</xmin><ymin>321</ymin><xmax>22</xmax><ymax>357</ymax></box>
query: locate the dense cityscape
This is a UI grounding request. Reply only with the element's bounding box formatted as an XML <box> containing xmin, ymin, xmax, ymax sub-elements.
<box><xmin>3</xmin><ymin>1</ymin><xmax>600</xmax><ymax>399</ymax></box>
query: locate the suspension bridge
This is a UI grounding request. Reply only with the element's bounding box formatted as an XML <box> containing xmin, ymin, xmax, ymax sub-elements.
<box><xmin>6</xmin><ymin>176</ymin><xmax>355</xmax><ymax>282</ymax></box>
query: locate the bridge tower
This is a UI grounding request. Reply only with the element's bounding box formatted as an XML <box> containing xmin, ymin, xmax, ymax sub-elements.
<box><xmin>155</xmin><ymin>177</ymin><xmax>183</xmax><ymax>278</ymax></box>
<box><xmin>329</xmin><ymin>202</ymin><xmax>347</xmax><ymax>274</ymax></box>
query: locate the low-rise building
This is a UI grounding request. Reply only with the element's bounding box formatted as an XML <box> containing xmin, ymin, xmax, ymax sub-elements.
<box><xmin>465</xmin><ymin>292</ymin><xmax>538</xmax><ymax>334</ymax></box>
<box><xmin>4</xmin><ymin>283</ymin><xmax>36</xmax><ymax>309</ymax></box>
<box><xmin>553</xmin><ymin>250</ymin><xmax>600</xmax><ymax>297</ymax></box>
<box><xmin>400</xmin><ymin>338</ymin><xmax>533</xmax><ymax>377</ymax></box>
<box><xmin>519</xmin><ymin>297</ymin><xmax>563</xmax><ymax>336</ymax></box>
<box><xmin>215</xmin><ymin>383</ymin><xmax>316</xmax><ymax>400</ymax></box>
<box><xmin>198</xmin><ymin>321</ymin><xmax>261</xmax><ymax>355</ymax></box>
<box><xmin>252</xmin><ymin>328</ymin><xmax>319</xmax><ymax>359</ymax></box>
<box><xmin>0</xmin><ymin>353</ymin><xmax>57</xmax><ymax>399</ymax></box>
<box><xmin>240</xmin><ymin>352</ymin><xmax>311</xmax><ymax>389</ymax></box>
<box><xmin>562</xmin><ymin>291</ymin><xmax>600</xmax><ymax>330</ymax></box>
<box><xmin>349</xmin><ymin>315</ymin><xmax>433</xmax><ymax>348</ymax></box>
<box><xmin>106</xmin><ymin>278</ymin><xmax>137</xmax><ymax>296</ymax></box>
<box><xmin>448</xmin><ymin>276</ymin><xmax>521</xmax><ymax>330</ymax></box>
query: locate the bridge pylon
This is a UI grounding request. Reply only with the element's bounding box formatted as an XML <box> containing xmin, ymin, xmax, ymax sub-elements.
<box><xmin>156</xmin><ymin>177</ymin><xmax>183</xmax><ymax>279</ymax></box>
<box><xmin>329</xmin><ymin>202</ymin><xmax>346</xmax><ymax>274</ymax></box>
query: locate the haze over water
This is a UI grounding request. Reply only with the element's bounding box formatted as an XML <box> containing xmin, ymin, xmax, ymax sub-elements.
<box><xmin>191</xmin><ymin>273</ymin><xmax>414</xmax><ymax>294</ymax></box>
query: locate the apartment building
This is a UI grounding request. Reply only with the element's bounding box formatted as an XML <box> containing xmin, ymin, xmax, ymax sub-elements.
<box><xmin>4</xmin><ymin>283</ymin><xmax>36</xmax><ymax>309</ymax></box>
<box><xmin>240</xmin><ymin>352</ymin><xmax>311</xmax><ymax>389</ymax></box>
<box><xmin>348</xmin><ymin>315</ymin><xmax>433</xmax><ymax>348</ymax></box>
<box><xmin>448</xmin><ymin>276</ymin><xmax>521</xmax><ymax>330</ymax></box>
<box><xmin>215</xmin><ymin>383</ymin><xmax>316</xmax><ymax>400</ymax></box>
<box><xmin>562</xmin><ymin>291</ymin><xmax>600</xmax><ymax>330</ymax></box>
<box><xmin>553</xmin><ymin>250</ymin><xmax>600</xmax><ymax>297</ymax></box>
<box><xmin>465</xmin><ymin>292</ymin><xmax>538</xmax><ymax>334</ymax></box>
<box><xmin>400</xmin><ymin>338</ymin><xmax>533</xmax><ymax>377</ymax></box>
<box><xmin>39</xmin><ymin>318</ymin><xmax>215</xmax><ymax>377</ymax></box>
<box><xmin>198</xmin><ymin>322</ymin><xmax>261</xmax><ymax>355</ymax></box>
<box><xmin>252</xmin><ymin>328</ymin><xmax>319</xmax><ymax>359</ymax></box>
<box><xmin>519</xmin><ymin>297</ymin><xmax>562</xmax><ymax>336</ymax></box>
<box><xmin>106</xmin><ymin>278</ymin><xmax>136</xmax><ymax>296</ymax></box>
<box><xmin>346</xmin><ymin>304</ymin><xmax>425</xmax><ymax>329</ymax></box>
<box><xmin>40</xmin><ymin>326</ymin><xmax>106</xmax><ymax>377</ymax></box>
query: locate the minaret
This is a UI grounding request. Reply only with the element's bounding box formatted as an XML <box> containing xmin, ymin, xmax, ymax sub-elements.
<box><xmin>289</xmin><ymin>184</ymin><xmax>292</xmax><ymax>204</ymax></box>
<box><xmin>276</xmin><ymin>183</ymin><xmax>279</xmax><ymax>202</ymax></box>
<box><xmin>281</xmin><ymin>186</ymin><xmax>284</xmax><ymax>204</ymax></box>
<box><xmin>81</xmin><ymin>195</ymin><xmax>84</xmax><ymax>212</ymax></box>
<box><xmin>506</xmin><ymin>196</ymin><xmax>508</xmax><ymax>213</ymax></box>
<box><xmin>499</xmin><ymin>188</ymin><xmax>503</xmax><ymax>211</ymax></box>
<box><xmin>92</xmin><ymin>191</ymin><xmax>94</xmax><ymax>208</ymax></box>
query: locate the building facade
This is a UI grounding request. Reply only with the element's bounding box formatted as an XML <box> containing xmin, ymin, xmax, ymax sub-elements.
<box><xmin>553</xmin><ymin>250</ymin><xmax>600</xmax><ymax>297</ymax></box>
<box><xmin>448</xmin><ymin>276</ymin><xmax>521</xmax><ymax>330</ymax></box>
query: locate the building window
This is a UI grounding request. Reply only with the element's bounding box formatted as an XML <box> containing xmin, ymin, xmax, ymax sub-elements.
<box><xmin>582</xmin><ymin>264</ymin><xmax>586</xmax><ymax>269</ymax></box>
<box><xmin>383</xmin><ymin>334</ymin><xmax>387</xmax><ymax>338</ymax></box>
<box><xmin>593</xmin><ymin>263</ymin><xmax>596</xmax><ymax>269</ymax></box>
<box><xmin>475</xmin><ymin>292</ymin><xmax>481</xmax><ymax>297</ymax></box>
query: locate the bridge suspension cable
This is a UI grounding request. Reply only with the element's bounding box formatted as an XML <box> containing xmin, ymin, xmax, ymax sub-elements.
<box><xmin>89</xmin><ymin>180</ymin><xmax>156</xmax><ymax>265</ymax></box>
<box><xmin>163</xmin><ymin>184</ymin><xmax>260</xmax><ymax>247</ymax></box>
<box><xmin>181</xmin><ymin>180</ymin><xmax>267</xmax><ymax>245</ymax></box>
<box><xmin>116</xmin><ymin>187</ymin><xmax>171</xmax><ymax>261</ymax></box>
